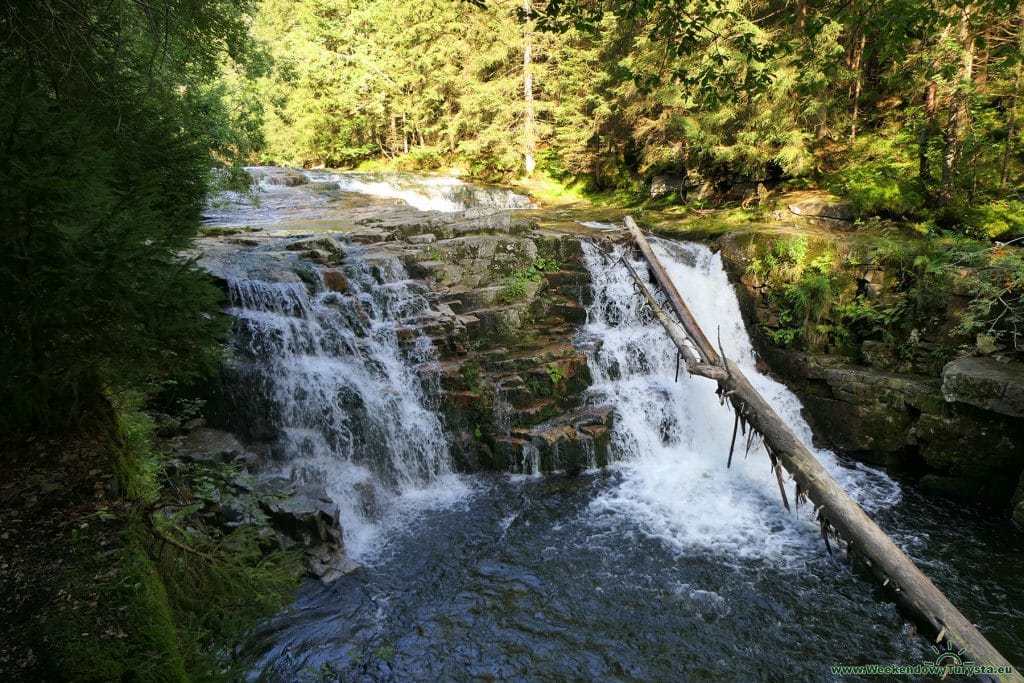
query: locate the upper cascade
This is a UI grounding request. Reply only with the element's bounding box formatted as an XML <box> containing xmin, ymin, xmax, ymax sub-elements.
<box><xmin>304</xmin><ymin>170</ymin><xmax>535</xmax><ymax>212</ymax></box>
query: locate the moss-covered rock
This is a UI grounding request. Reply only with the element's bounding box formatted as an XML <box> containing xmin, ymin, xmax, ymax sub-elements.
<box><xmin>941</xmin><ymin>356</ymin><xmax>1024</xmax><ymax>418</ymax></box>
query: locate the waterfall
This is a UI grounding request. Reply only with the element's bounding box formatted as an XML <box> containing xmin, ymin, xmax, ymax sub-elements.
<box><xmin>304</xmin><ymin>170</ymin><xmax>533</xmax><ymax>212</ymax></box>
<box><xmin>223</xmin><ymin>249</ymin><xmax>465</xmax><ymax>560</ymax></box>
<box><xmin>580</xmin><ymin>239</ymin><xmax>901</xmax><ymax>563</ymax></box>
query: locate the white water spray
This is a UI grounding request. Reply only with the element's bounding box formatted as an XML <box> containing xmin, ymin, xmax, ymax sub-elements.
<box><xmin>581</xmin><ymin>239</ymin><xmax>900</xmax><ymax>563</ymax></box>
<box><xmin>225</xmin><ymin>250</ymin><xmax>466</xmax><ymax>560</ymax></box>
<box><xmin>305</xmin><ymin>170</ymin><xmax>533</xmax><ymax>213</ymax></box>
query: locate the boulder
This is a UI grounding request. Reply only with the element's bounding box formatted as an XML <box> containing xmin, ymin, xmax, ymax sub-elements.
<box><xmin>787</xmin><ymin>195</ymin><xmax>855</xmax><ymax>222</ymax></box>
<box><xmin>321</xmin><ymin>268</ymin><xmax>349</xmax><ymax>293</ymax></box>
<box><xmin>305</xmin><ymin>545</ymin><xmax>360</xmax><ymax>584</ymax></box>
<box><xmin>524</xmin><ymin>405</ymin><xmax>614</xmax><ymax>473</ymax></box>
<box><xmin>941</xmin><ymin>356</ymin><xmax>1024</xmax><ymax>418</ymax></box>
<box><xmin>861</xmin><ymin>340</ymin><xmax>897</xmax><ymax>372</ymax></box>
<box><xmin>491</xmin><ymin>436</ymin><xmax>529</xmax><ymax>470</ymax></box>
<box><xmin>650</xmin><ymin>174</ymin><xmax>687</xmax><ymax>198</ymax></box>
<box><xmin>263</xmin><ymin>171</ymin><xmax>307</xmax><ymax>187</ymax></box>
<box><xmin>175</xmin><ymin>428</ymin><xmax>247</xmax><ymax>464</ymax></box>
<box><xmin>258</xmin><ymin>480</ymin><xmax>343</xmax><ymax>547</ymax></box>
<box><xmin>915</xmin><ymin>411</ymin><xmax>1023</xmax><ymax>489</ymax></box>
<box><xmin>285</xmin><ymin>236</ymin><xmax>345</xmax><ymax>258</ymax></box>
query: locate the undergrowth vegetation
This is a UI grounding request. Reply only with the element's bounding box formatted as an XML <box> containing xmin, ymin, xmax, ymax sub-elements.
<box><xmin>743</xmin><ymin>229</ymin><xmax>1024</xmax><ymax>367</ymax></box>
<box><xmin>46</xmin><ymin>396</ymin><xmax>301</xmax><ymax>682</ymax></box>
<box><xmin>499</xmin><ymin>257</ymin><xmax>561</xmax><ymax>303</ymax></box>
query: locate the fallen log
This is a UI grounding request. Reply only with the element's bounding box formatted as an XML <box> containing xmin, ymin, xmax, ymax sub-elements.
<box><xmin>623</xmin><ymin>216</ymin><xmax>1020</xmax><ymax>682</ymax></box>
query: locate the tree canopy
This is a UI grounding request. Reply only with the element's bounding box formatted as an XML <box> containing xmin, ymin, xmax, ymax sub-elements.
<box><xmin>0</xmin><ymin>1</ymin><xmax>253</xmax><ymax>428</ymax></box>
<box><xmin>230</xmin><ymin>0</ymin><xmax>1023</xmax><ymax>234</ymax></box>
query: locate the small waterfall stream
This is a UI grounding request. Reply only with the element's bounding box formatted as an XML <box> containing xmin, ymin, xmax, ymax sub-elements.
<box><xmin>579</xmin><ymin>239</ymin><xmax>901</xmax><ymax>560</ymax></box>
<box><xmin>216</xmin><ymin>174</ymin><xmax>1022</xmax><ymax>680</ymax></box>
<box><xmin>223</xmin><ymin>249</ymin><xmax>466</xmax><ymax>559</ymax></box>
<box><xmin>305</xmin><ymin>170</ymin><xmax>535</xmax><ymax>212</ymax></box>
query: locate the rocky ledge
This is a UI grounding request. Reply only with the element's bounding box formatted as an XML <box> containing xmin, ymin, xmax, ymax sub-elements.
<box><xmin>157</xmin><ymin>422</ymin><xmax>358</xmax><ymax>583</ymax></box>
<box><xmin>761</xmin><ymin>348</ymin><xmax>1024</xmax><ymax>507</ymax></box>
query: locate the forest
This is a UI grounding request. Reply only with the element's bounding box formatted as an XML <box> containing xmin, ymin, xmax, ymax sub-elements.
<box><xmin>235</xmin><ymin>0</ymin><xmax>1024</xmax><ymax>230</ymax></box>
<box><xmin>2</xmin><ymin>0</ymin><xmax>1024</xmax><ymax>680</ymax></box>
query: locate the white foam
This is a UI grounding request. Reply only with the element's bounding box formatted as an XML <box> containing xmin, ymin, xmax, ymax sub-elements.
<box><xmin>304</xmin><ymin>170</ymin><xmax>533</xmax><ymax>213</ymax></box>
<box><xmin>580</xmin><ymin>240</ymin><xmax>901</xmax><ymax>563</ymax></box>
<box><xmin>226</xmin><ymin>252</ymin><xmax>469</xmax><ymax>561</ymax></box>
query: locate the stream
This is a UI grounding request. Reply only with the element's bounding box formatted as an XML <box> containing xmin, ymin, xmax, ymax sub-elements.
<box><xmin>205</xmin><ymin>169</ymin><xmax>1024</xmax><ymax>681</ymax></box>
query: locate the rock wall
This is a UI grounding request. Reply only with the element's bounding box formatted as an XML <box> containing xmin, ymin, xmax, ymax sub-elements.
<box><xmin>397</xmin><ymin>225</ymin><xmax>611</xmax><ymax>474</ymax></box>
<box><xmin>715</xmin><ymin>229</ymin><xmax>1024</xmax><ymax>517</ymax></box>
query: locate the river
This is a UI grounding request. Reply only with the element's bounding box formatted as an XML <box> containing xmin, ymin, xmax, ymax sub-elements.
<box><xmin>203</xmin><ymin>168</ymin><xmax>1024</xmax><ymax>681</ymax></box>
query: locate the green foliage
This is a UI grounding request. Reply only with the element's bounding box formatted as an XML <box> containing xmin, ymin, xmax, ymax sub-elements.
<box><xmin>955</xmin><ymin>247</ymin><xmax>1024</xmax><ymax>352</ymax></box>
<box><xmin>111</xmin><ymin>396</ymin><xmax>162</xmax><ymax>505</ymax></box>
<box><xmin>52</xmin><ymin>401</ymin><xmax>302</xmax><ymax>680</ymax></box>
<box><xmin>226</xmin><ymin>0</ymin><xmax>1024</xmax><ymax>225</ymax></box>
<box><xmin>52</xmin><ymin>525</ymin><xmax>189</xmax><ymax>683</ymax></box>
<box><xmin>764</xmin><ymin>250</ymin><xmax>849</xmax><ymax>351</ymax></box>
<box><xmin>545</xmin><ymin>364</ymin><xmax>566</xmax><ymax>384</ymax></box>
<box><xmin>0</xmin><ymin>0</ymin><xmax>243</xmax><ymax>431</ymax></box>
<box><xmin>834</xmin><ymin>295</ymin><xmax>909</xmax><ymax>344</ymax></box>
<box><xmin>461</xmin><ymin>361</ymin><xmax>483</xmax><ymax>393</ymax></box>
<box><xmin>825</xmin><ymin>134</ymin><xmax>925</xmax><ymax>217</ymax></box>
<box><xmin>962</xmin><ymin>200</ymin><xmax>1024</xmax><ymax>239</ymax></box>
<box><xmin>750</xmin><ymin>236</ymin><xmax>809</xmax><ymax>280</ymax></box>
<box><xmin>499</xmin><ymin>256</ymin><xmax>561</xmax><ymax>303</ymax></box>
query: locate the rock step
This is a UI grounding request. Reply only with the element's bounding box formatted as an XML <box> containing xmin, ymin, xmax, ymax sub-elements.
<box><xmin>512</xmin><ymin>399</ymin><xmax>560</xmax><ymax>426</ymax></box>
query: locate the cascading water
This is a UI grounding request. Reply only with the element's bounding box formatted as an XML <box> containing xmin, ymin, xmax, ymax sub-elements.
<box><xmin>579</xmin><ymin>238</ymin><xmax>901</xmax><ymax>560</ymax></box>
<box><xmin>223</xmin><ymin>248</ymin><xmax>466</xmax><ymax>559</ymax></box>
<box><xmin>305</xmin><ymin>170</ymin><xmax>534</xmax><ymax>212</ymax></box>
<box><xmin>222</xmin><ymin>184</ymin><xmax>1023</xmax><ymax>679</ymax></box>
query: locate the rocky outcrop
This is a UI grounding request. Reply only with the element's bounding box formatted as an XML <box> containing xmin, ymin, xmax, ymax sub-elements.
<box><xmin>261</xmin><ymin>170</ymin><xmax>308</xmax><ymax>186</ymax></box>
<box><xmin>199</xmin><ymin>188</ymin><xmax>605</xmax><ymax>477</ymax></box>
<box><xmin>161</xmin><ymin>426</ymin><xmax>357</xmax><ymax>583</ymax></box>
<box><xmin>714</xmin><ymin>220</ymin><xmax>1024</xmax><ymax>517</ymax></box>
<box><xmin>761</xmin><ymin>347</ymin><xmax>1024</xmax><ymax>506</ymax></box>
<box><xmin>941</xmin><ymin>356</ymin><xmax>1024</xmax><ymax>418</ymax></box>
<box><xmin>405</xmin><ymin>230</ymin><xmax>600</xmax><ymax>473</ymax></box>
<box><xmin>787</xmin><ymin>192</ymin><xmax>856</xmax><ymax>229</ymax></box>
<box><xmin>256</xmin><ymin>477</ymin><xmax>360</xmax><ymax>582</ymax></box>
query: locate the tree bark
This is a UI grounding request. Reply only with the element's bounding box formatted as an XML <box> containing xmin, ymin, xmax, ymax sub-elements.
<box><xmin>522</xmin><ymin>0</ymin><xmax>536</xmax><ymax>176</ymax></box>
<box><xmin>850</xmin><ymin>32</ymin><xmax>866</xmax><ymax>143</ymax></box>
<box><xmin>938</xmin><ymin>4</ymin><xmax>975</xmax><ymax>207</ymax></box>
<box><xmin>623</xmin><ymin>216</ymin><xmax>1021</xmax><ymax>682</ymax></box>
<box><xmin>919</xmin><ymin>80</ymin><xmax>937</xmax><ymax>187</ymax></box>
<box><xmin>1001</xmin><ymin>8</ymin><xmax>1024</xmax><ymax>193</ymax></box>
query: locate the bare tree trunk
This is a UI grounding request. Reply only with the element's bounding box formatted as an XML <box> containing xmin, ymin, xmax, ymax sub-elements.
<box><xmin>522</xmin><ymin>0</ymin><xmax>536</xmax><ymax>176</ymax></box>
<box><xmin>938</xmin><ymin>3</ymin><xmax>975</xmax><ymax>207</ymax></box>
<box><xmin>919</xmin><ymin>80</ymin><xmax>937</xmax><ymax>187</ymax></box>
<box><xmin>850</xmin><ymin>32</ymin><xmax>866</xmax><ymax>143</ymax></box>
<box><xmin>388</xmin><ymin>115</ymin><xmax>399</xmax><ymax>158</ymax></box>
<box><xmin>1001</xmin><ymin>8</ymin><xmax>1024</xmax><ymax>193</ymax></box>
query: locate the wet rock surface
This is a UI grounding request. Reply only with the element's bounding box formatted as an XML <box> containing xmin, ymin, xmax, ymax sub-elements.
<box><xmin>713</xmin><ymin>224</ymin><xmax>1024</xmax><ymax>512</ymax></box>
<box><xmin>198</xmin><ymin>169</ymin><xmax>606</xmax><ymax>482</ymax></box>
<box><xmin>760</xmin><ymin>348</ymin><xmax>1024</xmax><ymax>507</ymax></box>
